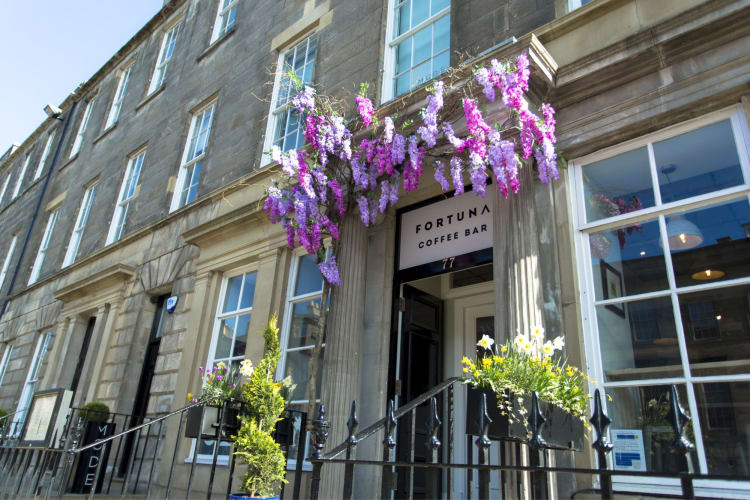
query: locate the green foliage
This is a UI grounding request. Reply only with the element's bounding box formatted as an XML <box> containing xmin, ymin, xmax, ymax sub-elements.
<box><xmin>0</xmin><ymin>408</ymin><xmax>8</xmax><ymax>421</ymax></box>
<box><xmin>78</xmin><ymin>402</ymin><xmax>111</xmax><ymax>423</ymax></box>
<box><xmin>234</xmin><ymin>315</ymin><xmax>287</xmax><ymax>497</ymax></box>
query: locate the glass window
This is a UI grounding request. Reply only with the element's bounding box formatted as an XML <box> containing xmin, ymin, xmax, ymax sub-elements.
<box><xmin>13</xmin><ymin>333</ymin><xmax>51</xmax><ymax>435</ymax></box>
<box><xmin>28</xmin><ymin>210</ymin><xmax>59</xmax><ymax>285</ymax></box>
<box><xmin>0</xmin><ymin>235</ymin><xmax>18</xmax><ymax>290</ymax></box>
<box><xmin>107</xmin><ymin>151</ymin><xmax>144</xmax><ymax>244</ymax></box>
<box><xmin>148</xmin><ymin>23</ymin><xmax>179</xmax><ymax>94</ymax></box>
<box><xmin>105</xmin><ymin>65</ymin><xmax>132</xmax><ymax>128</ymax></box>
<box><xmin>210</xmin><ymin>0</ymin><xmax>238</xmax><ymax>43</ymax></box>
<box><xmin>70</xmin><ymin>98</ymin><xmax>96</xmax><ymax>158</ymax></box>
<box><xmin>268</xmin><ymin>35</ymin><xmax>317</xmax><ymax>153</ymax></box>
<box><xmin>62</xmin><ymin>185</ymin><xmax>96</xmax><ymax>267</ymax></box>
<box><xmin>33</xmin><ymin>130</ymin><xmax>56</xmax><ymax>181</ymax></box>
<box><xmin>0</xmin><ymin>344</ymin><xmax>12</xmax><ymax>387</ymax></box>
<box><xmin>0</xmin><ymin>174</ymin><xmax>12</xmax><ymax>204</ymax></box>
<box><xmin>170</xmin><ymin>102</ymin><xmax>215</xmax><ymax>212</ymax></box>
<box><xmin>389</xmin><ymin>0</ymin><xmax>450</xmax><ymax>99</ymax></box>
<box><xmin>12</xmin><ymin>152</ymin><xmax>33</xmax><ymax>199</ymax></box>
<box><xmin>576</xmin><ymin>111</ymin><xmax>750</xmax><ymax>483</ymax></box>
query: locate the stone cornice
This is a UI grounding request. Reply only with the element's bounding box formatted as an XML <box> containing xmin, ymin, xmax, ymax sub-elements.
<box><xmin>53</xmin><ymin>264</ymin><xmax>135</xmax><ymax>303</ymax></box>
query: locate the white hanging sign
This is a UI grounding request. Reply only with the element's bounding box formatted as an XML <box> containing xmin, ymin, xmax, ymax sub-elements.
<box><xmin>612</xmin><ymin>429</ymin><xmax>647</xmax><ymax>471</ymax></box>
<box><xmin>398</xmin><ymin>188</ymin><xmax>494</xmax><ymax>270</ymax></box>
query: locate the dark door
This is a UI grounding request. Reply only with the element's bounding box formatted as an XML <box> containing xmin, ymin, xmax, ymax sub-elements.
<box><xmin>70</xmin><ymin>317</ymin><xmax>96</xmax><ymax>394</ymax></box>
<box><xmin>396</xmin><ymin>285</ymin><xmax>443</xmax><ymax>499</ymax></box>
<box><xmin>119</xmin><ymin>295</ymin><xmax>167</xmax><ymax>475</ymax></box>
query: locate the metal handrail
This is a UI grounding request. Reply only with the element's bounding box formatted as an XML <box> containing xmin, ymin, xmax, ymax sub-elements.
<box><xmin>70</xmin><ymin>398</ymin><xmax>209</xmax><ymax>454</ymax></box>
<box><xmin>322</xmin><ymin>377</ymin><xmax>460</xmax><ymax>459</ymax></box>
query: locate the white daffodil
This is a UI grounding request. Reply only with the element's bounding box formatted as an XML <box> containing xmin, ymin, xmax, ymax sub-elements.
<box><xmin>552</xmin><ymin>336</ymin><xmax>564</xmax><ymax>350</ymax></box>
<box><xmin>530</xmin><ymin>325</ymin><xmax>545</xmax><ymax>339</ymax></box>
<box><xmin>514</xmin><ymin>334</ymin><xmax>528</xmax><ymax>348</ymax></box>
<box><xmin>542</xmin><ymin>341</ymin><xmax>554</xmax><ymax>356</ymax></box>
<box><xmin>477</xmin><ymin>334</ymin><xmax>495</xmax><ymax>350</ymax></box>
<box><xmin>240</xmin><ymin>359</ymin><xmax>254</xmax><ymax>377</ymax></box>
<box><xmin>521</xmin><ymin>342</ymin><xmax>533</xmax><ymax>355</ymax></box>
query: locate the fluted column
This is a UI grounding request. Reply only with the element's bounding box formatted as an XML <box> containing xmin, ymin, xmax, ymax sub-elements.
<box><xmin>493</xmin><ymin>163</ymin><xmax>545</xmax><ymax>342</ymax></box>
<box><xmin>318</xmin><ymin>215</ymin><xmax>369</xmax><ymax>499</ymax></box>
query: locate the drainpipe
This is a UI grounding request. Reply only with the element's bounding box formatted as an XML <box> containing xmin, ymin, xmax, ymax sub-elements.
<box><xmin>0</xmin><ymin>98</ymin><xmax>79</xmax><ymax>319</ymax></box>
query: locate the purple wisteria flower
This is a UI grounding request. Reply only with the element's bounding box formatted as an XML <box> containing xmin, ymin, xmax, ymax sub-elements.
<box><xmin>292</xmin><ymin>86</ymin><xmax>316</xmax><ymax>113</ymax></box>
<box><xmin>318</xmin><ymin>255</ymin><xmax>342</xmax><ymax>286</ymax></box>
<box><xmin>355</xmin><ymin>95</ymin><xmax>374</xmax><ymax>127</ymax></box>
<box><xmin>450</xmin><ymin>157</ymin><xmax>464</xmax><ymax>195</ymax></box>
<box><xmin>433</xmin><ymin>161</ymin><xmax>450</xmax><ymax>191</ymax></box>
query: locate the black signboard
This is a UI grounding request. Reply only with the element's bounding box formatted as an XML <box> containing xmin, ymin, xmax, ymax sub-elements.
<box><xmin>70</xmin><ymin>421</ymin><xmax>115</xmax><ymax>494</ymax></box>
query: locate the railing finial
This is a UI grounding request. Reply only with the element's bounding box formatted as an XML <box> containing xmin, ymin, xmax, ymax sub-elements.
<box><xmin>427</xmin><ymin>396</ymin><xmax>441</xmax><ymax>451</ymax></box>
<box><xmin>311</xmin><ymin>404</ymin><xmax>330</xmax><ymax>460</ymax></box>
<box><xmin>528</xmin><ymin>391</ymin><xmax>547</xmax><ymax>449</ymax></box>
<box><xmin>383</xmin><ymin>399</ymin><xmax>396</xmax><ymax>449</ymax></box>
<box><xmin>346</xmin><ymin>400</ymin><xmax>359</xmax><ymax>447</ymax></box>
<box><xmin>590</xmin><ymin>388</ymin><xmax>613</xmax><ymax>454</ymax></box>
<box><xmin>474</xmin><ymin>392</ymin><xmax>492</xmax><ymax>449</ymax></box>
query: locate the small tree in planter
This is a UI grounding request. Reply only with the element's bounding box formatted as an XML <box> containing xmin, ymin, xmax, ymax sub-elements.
<box><xmin>463</xmin><ymin>327</ymin><xmax>592</xmax><ymax>449</ymax></box>
<box><xmin>231</xmin><ymin>315</ymin><xmax>287</xmax><ymax>499</ymax></box>
<box><xmin>77</xmin><ymin>402</ymin><xmax>111</xmax><ymax>423</ymax></box>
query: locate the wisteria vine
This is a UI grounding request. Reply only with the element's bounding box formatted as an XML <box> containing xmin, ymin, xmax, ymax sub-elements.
<box><xmin>264</xmin><ymin>53</ymin><xmax>559</xmax><ymax>286</ymax></box>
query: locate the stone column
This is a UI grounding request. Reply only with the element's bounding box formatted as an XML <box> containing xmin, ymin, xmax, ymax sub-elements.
<box><xmin>493</xmin><ymin>163</ymin><xmax>545</xmax><ymax>342</ymax></box>
<box><xmin>85</xmin><ymin>300</ymin><xmax>122</xmax><ymax>404</ymax></box>
<box><xmin>42</xmin><ymin>316</ymin><xmax>71</xmax><ymax>390</ymax></box>
<box><xmin>318</xmin><ymin>215</ymin><xmax>369</xmax><ymax>499</ymax></box>
<box><xmin>74</xmin><ymin>303</ymin><xmax>110</xmax><ymax>407</ymax></box>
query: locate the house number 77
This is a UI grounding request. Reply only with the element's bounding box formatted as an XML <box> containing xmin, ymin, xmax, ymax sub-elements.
<box><xmin>442</xmin><ymin>257</ymin><xmax>455</xmax><ymax>270</ymax></box>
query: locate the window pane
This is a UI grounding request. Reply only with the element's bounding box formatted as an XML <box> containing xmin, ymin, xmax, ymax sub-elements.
<box><xmin>667</xmin><ymin>198</ymin><xmax>750</xmax><ymax>287</ymax></box>
<box><xmin>233</xmin><ymin>313</ymin><xmax>250</xmax><ymax>358</ymax></box>
<box><xmin>282</xmin><ymin>348</ymin><xmax>323</xmax><ymax>401</ymax></box>
<box><xmin>215</xmin><ymin>317</ymin><xmax>235</xmax><ymax>359</ymax></box>
<box><xmin>239</xmin><ymin>272</ymin><xmax>257</xmax><ymax>309</ymax></box>
<box><xmin>654</xmin><ymin>120</ymin><xmax>744</xmax><ymax>204</ymax></box>
<box><xmin>590</xmin><ymin>218</ymin><xmax>668</xmax><ymax>301</ymax></box>
<box><xmin>433</xmin><ymin>15</ymin><xmax>449</xmax><ymax>53</ymax></box>
<box><xmin>596</xmin><ymin>296</ymin><xmax>681</xmax><ymax>382</ymax></box>
<box><xmin>294</xmin><ymin>255</ymin><xmax>323</xmax><ymax>296</ymax></box>
<box><xmin>413</xmin><ymin>25</ymin><xmax>431</xmax><ymax>65</ymax></box>
<box><xmin>607</xmin><ymin>385</ymin><xmax>696</xmax><ymax>473</ymax></box>
<box><xmin>695</xmin><ymin>381</ymin><xmax>750</xmax><ymax>475</ymax></box>
<box><xmin>287</xmin><ymin>299</ymin><xmax>322</xmax><ymax>348</ymax></box>
<box><xmin>431</xmin><ymin>0</ymin><xmax>449</xmax><ymax>14</ymax></box>
<box><xmin>412</xmin><ymin>0</ymin><xmax>430</xmax><ymax>27</ymax></box>
<box><xmin>397</xmin><ymin>2</ymin><xmax>410</xmax><ymax>36</ymax></box>
<box><xmin>583</xmin><ymin>147</ymin><xmax>654</xmax><ymax>223</ymax></box>
<box><xmin>432</xmin><ymin>50</ymin><xmax>449</xmax><ymax>79</ymax></box>
<box><xmin>396</xmin><ymin>38</ymin><xmax>412</xmax><ymax>74</ymax></box>
<box><xmin>223</xmin><ymin>276</ymin><xmax>242</xmax><ymax>313</ymax></box>
<box><xmin>679</xmin><ymin>284</ymin><xmax>750</xmax><ymax>377</ymax></box>
<box><xmin>411</xmin><ymin>60</ymin><xmax>431</xmax><ymax>89</ymax></box>
<box><xmin>396</xmin><ymin>72</ymin><xmax>410</xmax><ymax>97</ymax></box>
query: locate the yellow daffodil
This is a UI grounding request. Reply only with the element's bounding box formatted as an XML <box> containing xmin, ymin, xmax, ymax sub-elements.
<box><xmin>240</xmin><ymin>359</ymin><xmax>254</xmax><ymax>377</ymax></box>
<box><xmin>493</xmin><ymin>356</ymin><xmax>504</xmax><ymax>363</ymax></box>
<box><xmin>482</xmin><ymin>358</ymin><xmax>491</xmax><ymax>369</ymax></box>
<box><xmin>592</xmin><ymin>380</ymin><xmax>597</xmax><ymax>385</ymax></box>
<box><xmin>469</xmin><ymin>364</ymin><xmax>476</xmax><ymax>371</ymax></box>
<box><xmin>461</xmin><ymin>356</ymin><xmax>471</xmax><ymax>365</ymax></box>
<box><xmin>463</xmin><ymin>367</ymin><xmax>469</xmax><ymax>374</ymax></box>
<box><xmin>607</xmin><ymin>394</ymin><xmax>613</xmax><ymax>402</ymax></box>
<box><xmin>187</xmin><ymin>392</ymin><xmax>193</xmax><ymax>400</ymax></box>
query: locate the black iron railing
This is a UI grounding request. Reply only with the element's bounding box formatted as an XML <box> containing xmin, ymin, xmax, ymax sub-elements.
<box><xmin>306</xmin><ymin>381</ymin><xmax>750</xmax><ymax>500</ymax></box>
<box><xmin>0</xmin><ymin>400</ymin><xmax>307</xmax><ymax>499</ymax></box>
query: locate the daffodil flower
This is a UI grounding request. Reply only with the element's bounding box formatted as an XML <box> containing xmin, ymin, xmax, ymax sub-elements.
<box><xmin>477</xmin><ymin>334</ymin><xmax>494</xmax><ymax>350</ymax></box>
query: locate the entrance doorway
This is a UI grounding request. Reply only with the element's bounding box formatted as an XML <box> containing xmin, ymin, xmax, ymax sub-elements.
<box><xmin>119</xmin><ymin>294</ymin><xmax>167</xmax><ymax>475</ymax></box>
<box><xmin>392</xmin><ymin>264</ymin><xmax>496</xmax><ymax>498</ymax></box>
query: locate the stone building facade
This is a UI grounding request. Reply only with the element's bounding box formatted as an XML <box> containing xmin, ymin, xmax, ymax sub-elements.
<box><xmin>0</xmin><ymin>0</ymin><xmax>748</xmax><ymax>497</ymax></box>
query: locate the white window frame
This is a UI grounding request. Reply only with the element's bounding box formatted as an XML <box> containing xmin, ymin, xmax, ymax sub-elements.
<box><xmin>210</xmin><ymin>0</ymin><xmax>238</xmax><ymax>44</ymax></box>
<box><xmin>12</xmin><ymin>332</ymin><xmax>51</xmax><ymax>436</ymax></box>
<box><xmin>568</xmin><ymin>0</ymin><xmax>594</xmax><ymax>12</ymax></box>
<box><xmin>62</xmin><ymin>184</ymin><xmax>96</xmax><ymax>268</ymax></box>
<box><xmin>570</xmin><ymin>106</ymin><xmax>750</xmax><ymax>496</ymax></box>
<box><xmin>33</xmin><ymin>130</ymin><xmax>56</xmax><ymax>181</ymax></box>
<box><xmin>106</xmin><ymin>150</ymin><xmax>144</xmax><ymax>244</ymax></box>
<box><xmin>382</xmin><ymin>0</ymin><xmax>451</xmax><ymax>103</ymax></box>
<box><xmin>0</xmin><ymin>174</ymin><xmax>11</xmax><ymax>204</ymax></box>
<box><xmin>0</xmin><ymin>235</ymin><xmax>18</xmax><ymax>291</ymax></box>
<box><xmin>262</xmin><ymin>34</ymin><xmax>318</xmax><ymax>163</ymax></box>
<box><xmin>276</xmin><ymin>249</ymin><xmax>328</xmax><ymax>471</ymax></box>
<box><xmin>104</xmin><ymin>64</ymin><xmax>133</xmax><ymax>129</ymax></box>
<box><xmin>28</xmin><ymin>209</ymin><xmax>59</xmax><ymax>285</ymax></box>
<box><xmin>0</xmin><ymin>344</ymin><xmax>13</xmax><ymax>387</ymax></box>
<box><xmin>188</xmin><ymin>266</ymin><xmax>258</xmax><ymax>465</ymax></box>
<box><xmin>70</xmin><ymin>98</ymin><xmax>96</xmax><ymax>158</ymax></box>
<box><xmin>169</xmin><ymin>101</ymin><xmax>216</xmax><ymax>213</ymax></box>
<box><xmin>11</xmin><ymin>152</ymin><xmax>32</xmax><ymax>199</ymax></box>
<box><xmin>148</xmin><ymin>23</ymin><xmax>179</xmax><ymax>95</ymax></box>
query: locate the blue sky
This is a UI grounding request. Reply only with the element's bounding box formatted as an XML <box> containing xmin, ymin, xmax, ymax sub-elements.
<box><xmin>1</xmin><ymin>2</ymin><xmax>162</xmax><ymax>153</ymax></box>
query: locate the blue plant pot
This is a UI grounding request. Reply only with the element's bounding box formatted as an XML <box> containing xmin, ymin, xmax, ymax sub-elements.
<box><xmin>227</xmin><ymin>495</ymin><xmax>279</xmax><ymax>500</ymax></box>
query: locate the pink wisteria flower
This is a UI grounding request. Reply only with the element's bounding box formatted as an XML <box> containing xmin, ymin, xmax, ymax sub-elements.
<box><xmin>355</xmin><ymin>95</ymin><xmax>374</xmax><ymax>128</ymax></box>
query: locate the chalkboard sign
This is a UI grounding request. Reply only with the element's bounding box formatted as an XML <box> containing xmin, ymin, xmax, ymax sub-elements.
<box><xmin>19</xmin><ymin>388</ymin><xmax>72</xmax><ymax>447</ymax></box>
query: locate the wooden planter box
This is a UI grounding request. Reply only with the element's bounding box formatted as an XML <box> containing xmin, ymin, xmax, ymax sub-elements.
<box><xmin>466</xmin><ymin>387</ymin><xmax>584</xmax><ymax>451</ymax></box>
<box><xmin>185</xmin><ymin>404</ymin><xmax>240</xmax><ymax>441</ymax></box>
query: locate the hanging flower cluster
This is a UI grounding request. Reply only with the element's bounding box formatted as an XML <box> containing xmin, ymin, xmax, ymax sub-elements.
<box><xmin>264</xmin><ymin>53</ymin><xmax>559</xmax><ymax>285</ymax></box>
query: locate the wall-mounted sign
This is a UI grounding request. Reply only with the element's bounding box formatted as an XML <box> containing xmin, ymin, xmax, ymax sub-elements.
<box><xmin>20</xmin><ymin>388</ymin><xmax>72</xmax><ymax>447</ymax></box>
<box><xmin>399</xmin><ymin>188</ymin><xmax>494</xmax><ymax>270</ymax></box>
<box><xmin>612</xmin><ymin>429</ymin><xmax>646</xmax><ymax>471</ymax></box>
<box><xmin>166</xmin><ymin>295</ymin><xmax>179</xmax><ymax>313</ymax></box>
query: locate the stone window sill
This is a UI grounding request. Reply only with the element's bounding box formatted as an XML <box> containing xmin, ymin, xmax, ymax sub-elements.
<box><xmin>136</xmin><ymin>84</ymin><xmax>166</xmax><ymax>111</ymax></box>
<box><xmin>93</xmin><ymin>123</ymin><xmax>117</xmax><ymax>144</ymax></box>
<box><xmin>197</xmin><ymin>27</ymin><xmax>236</xmax><ymax>63</ymax></box>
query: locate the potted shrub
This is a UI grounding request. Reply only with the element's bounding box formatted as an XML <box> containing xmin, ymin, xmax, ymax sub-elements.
<box><xmin>462</xmin><ymin>327</ymin><xmax>590</xmax><ymax>450</ymax></box>
<box><xmin>78</xmin><ymin>401</ymin><xmax>111</xmax><ymax>423</ymax></box>
<box><xmin>185</xmin><ymin>360</ymin><xmax>246</xmax><ymax>440</ymax></box>
<box><xmin>231</xmin><ymin>315</ymin><xmax>287</xmax><ymax>499</ymax></box>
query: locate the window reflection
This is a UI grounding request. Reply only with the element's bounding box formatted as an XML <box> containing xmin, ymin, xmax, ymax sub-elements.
<box><xmin>695</xmin><ymin>381</ymin><xmax>750</xmax><ymax>475</ymax></box>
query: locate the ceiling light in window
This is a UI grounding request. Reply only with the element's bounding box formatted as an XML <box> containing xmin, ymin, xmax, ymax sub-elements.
<box><xmin>691</xmin><ymin>268</ymin><xmax>725</xmax><ymax>281</ymax></box>
<box><xmin>665</xmin><ymin>215</ymin><xmax>703</xmax><ymax>250</ymax></box>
